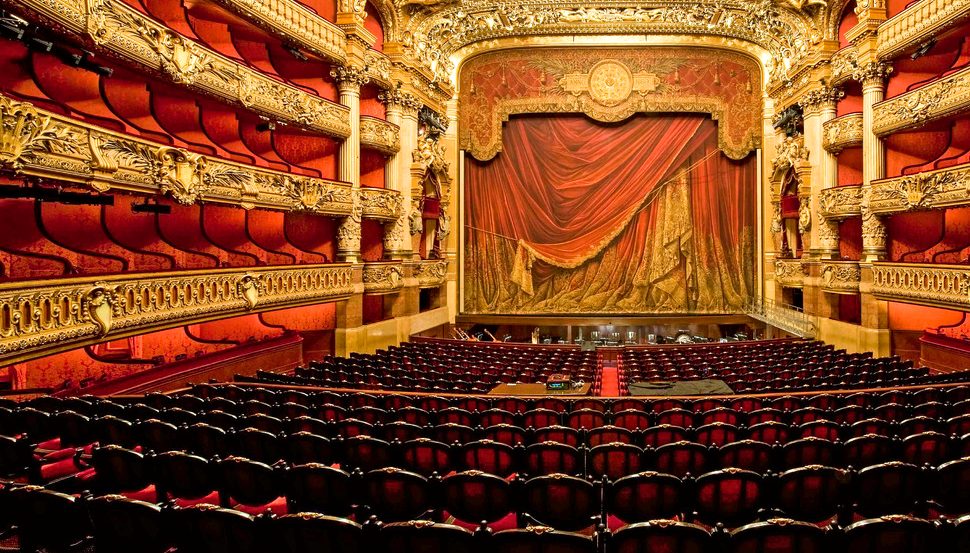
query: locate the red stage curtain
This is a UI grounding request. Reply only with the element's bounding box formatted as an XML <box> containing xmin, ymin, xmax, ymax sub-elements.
<box><xmin>465</xmin><ymin>114</ymin><xmax>756</xmax><ymax>314</ymax></box>
<box><xmin>466</xmin><ymin>114</ymin><xmax>712</xmax><ymax>294</ymax></box>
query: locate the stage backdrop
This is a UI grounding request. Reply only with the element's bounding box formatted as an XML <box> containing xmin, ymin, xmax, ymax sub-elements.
<box><xmin>463</xmin><ymin>114</ymin><xmax>756</xmax><ymax>314</ymax></box>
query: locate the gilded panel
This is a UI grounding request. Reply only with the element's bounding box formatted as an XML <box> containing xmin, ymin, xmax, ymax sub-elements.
<box><xmin>774</xmin><ymin>258</ymin><xmax>808</xmax><ymax>288</ymax></box>
<box><xmin>359</xmin><ymin>188</ymin><xmax>402</xmax><ymax>221</ymax></box>
<box><xmin>869</xmin><ymin>163</ymin><xmax>970</xmax><ymax>214</ymax></box>
<box><xmin>458</xmin><ymin>47</ymin><xmax>762</xmax><ymax>161</ymax></box>
<box><xmin>362</xmin><ymin>262</ymin><xmax>405</xmax><ymax>294</ymax></box>
<box><xmin>818</xmin><ymin>185</ymin><xmax>863</xmax><ymax>219</ymax></box>
<box><xmin>871</xmin><ymin>262</ymin><xmax>970</xmax><ymax>309</ymax></box>
<box><xmin>414</xmin><ymin>260</ymin><xmax>448</xmax><ymax>288</ymax></box>
<box><xmin>0</xmin><ymin>265</ymin><xmax>355</xmax><ymax>366</ymax></box>
<box><xmin>360</xmin><ymin>116</ymin><xmax>401</xmax><ymax>155</ymax></box>
<box><xmin>820</xmin><ymin>261</ymin><xmax>861</xmax><ymax>294</ymax></box>
<box><xmin>878</xmin><ymin>0</ymin><xmax>970</xmax><ymax>61</ymax></box>
<box><xmin>873</xmin><ymin>66</ymin><xmax>970</xmax><ymax>137</ymax></box>
<box><xmin>822</xmin><ymin>113</ymin><xmax>863</xmax><ymax>154</ymax></box>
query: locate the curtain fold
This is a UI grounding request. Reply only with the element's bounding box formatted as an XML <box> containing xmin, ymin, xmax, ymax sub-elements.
<box><xmin>464</xmin><ymin>114</ymin><xmax>755</xmax><ymax>314</ymax></box>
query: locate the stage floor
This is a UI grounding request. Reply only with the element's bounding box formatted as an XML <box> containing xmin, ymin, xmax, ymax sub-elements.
<box><xmin>628</xmin><ymin>379</ymin><xmax>734</xmax><ymax>396</ymax></box>
<box><xmin>488</xmin><ymin>382</ymin><xmax>592</xmax><ymax>396</ymax></box>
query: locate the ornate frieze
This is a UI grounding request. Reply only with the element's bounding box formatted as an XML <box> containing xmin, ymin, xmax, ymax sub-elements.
<box><xmin>818</xmin><ymin>185</ymin><xmax>863</xmax><ymax>219</ymax></box>
<box><xmin>360</xmin><ymin>117</ymin><xmax>401</xmax><ymax>155</ymax></box>
<box><xmin>871</xmin><ymin>262</ymin><xmax>970</xmax><ymax>310</ymax></box>
<box><xmin>878</xmin><ymin>0</ymin><xmax>970</xmax><ymax>61</ymax></box>
<box><xmin>774</xmin><ymin>258</ymin><xmax>808</xmax><ymax>288</ymax></box>
<box><xmin>829</xmin><ymin>46</ymin><xmax>858</xmax><ymax>85</ymax></box>
<box><xmin>363</xmin><ymin>50</ymin><xmax>393</xmax><ymax>87</ymax></box>
<box><xmin>0</xmin><ymin>264</ymin><xmax>354</xmax><ymax>366</ymax></box>
<box><xmin>459</xmin><ymin>48</ymin><xmax>762</xmax><ymax>161</ymax></box>
<box><xmin>359</xmin><ymin>188</ymin><xmax>402</xmax><ymax>221</ymax></box>
<box><xmin>414</xmin><ymin>259</ymin><xmax>448</xmax><ymax>288</ymax></box>
<box><xmin>872</xmin><ymin>66</ymin><xmax>970</xmax><ymax>136</ymax></box>
<box><xmin>869</xmin><ymin>164</ymin><xmax>970</xmax><ymax>214</ymax></box>
<box><xmin>362</xmin><ymin>262</ymin><xmax>405</xmax><ymax>294</ymax></box>
<box><xmin>8</xmin><ymin>0</ymin><xmax>350</xmax><ymax>138</ymax></box>
<box><xmin>820</xmin><ymin>261</ymin><xmax>861</xmax><ymax>294</ymax></box>
<box><xmin>822</xmin><ymin>113</ymin><xmax>864</xmax><ymax>153</ymax></box>
<box><xmin>0</xmin><ymin>95</ymin><xmax>354</xmax><ymax>215</ymax></box>
<box><xmin>209</xmin><ymin>0</ymin><xmax>346</xmax><ymax>62</ymax></box>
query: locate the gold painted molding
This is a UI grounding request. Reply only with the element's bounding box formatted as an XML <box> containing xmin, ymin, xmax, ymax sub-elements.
<box><xmin>414</xmin><ymin>259</ymin><xmax>448</xmax><ymax>288</ymax></box>
<box><xmin>877</xmin><ymin>0</ymin><xmax>970</xmax><ymax>61</ymax></box>
<box><xmin>360</xmin><ymin>116</ymin><xmax>401</xmax><ymax>155</ymax></box>
<box><xmin>774</xmin><ymin>258</ymin><xmax>808</xmax><ymax>288</ymax></box>
<box><xmin>820</xmin><ymin>260</ymin><xmax>861</xmax><ymax>294</ymax></box>
<box><xmin>359</xmin><ymin>188</ymin><xmax>402</xmax><ymax>221</ymax></box>
<box><xmin>869</xmin><ymin>162</ymin><xmax>970</xmax><ymax>214</ymax></box>
<box><xmin>822</xmin><ymin>112</ymin><xmax>864</xmax><ymax>153</ymax></box>
<box><xmin>0</xmin><ymin>95</ymin><xmax>356</xmax><ymax>215</ymax></box>
<box><xmin>0</xmin><ymin>264</ymin><xmax>355</xmax><ymax>366</ymax></box>
<box><xmin>872</xmin><ymin>65</ymin><xmax>970</xmax><ymax>136</ymax></box>
<box><xmin>362</xmin><ymin>262</ymin><xmax>405</xmax><ymax>294</ymax></box>
<box><xmin>209</xmin><ymin>0</ymin><xmax>346</xmax><ymax>63</ymax></box>
<box><xmin>7</xmin><ymin>0</ymin><xmax>351</xmax><ymax>138</ymax></box>
<box><xmin>819</xmin><ymin>185</ymin><xmax>864</xmax><ymax>219</ymax></box>
<box><xmin>871</xmin><ymin>262</ymin><xmax>970</xmax><ymax>310</ymax></box>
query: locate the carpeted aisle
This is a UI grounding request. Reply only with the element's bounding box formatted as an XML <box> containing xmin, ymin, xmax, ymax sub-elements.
<box><xmin>599</xmin><ymin>361</ymin><xmax>620</xmax><ymax>396</ymax></box>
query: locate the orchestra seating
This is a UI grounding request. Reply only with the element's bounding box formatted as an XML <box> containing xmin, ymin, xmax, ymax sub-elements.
<box><xmin>2</xmin><ymin>380</ymin><xmax>970</xmax><ymax>552</ymax></box>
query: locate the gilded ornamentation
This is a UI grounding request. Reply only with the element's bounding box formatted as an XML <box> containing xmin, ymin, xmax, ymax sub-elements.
<box><xmin>360</xmin><ymin>188</ymin><xmax>403</xmax><ymax>221</ymax></box>
<box><xmin>861</xmin><ymin>187</ymin><xmax>888</xmax><ymax>259</ymax></box>
<box><xmin>852</xmin><ymin>62</ymin><xmax>893</xmax><ymax>88</ymax></box>
<box><xmin>853</xmin><ymin>0</ymin><xmax>886</xmax><ymax>13</ymax></box>
<box><xmin>362</xmin><ymin>263</ymin><xmax>405</xmax><ymax>293</ymax></box>
<box><xmin>238</xmin><ymin>273</ymin><xmax>262</xmax><ymax>309</ymax></box>
<box><xmin>2</xmin><ymin>94</ymin><xmax>354</xmax><ymax>216</ymax></box>
<box><xmin>871</xmin><ymin>262</ymin><xmax>970</xmax><ymax>309</ymax></box>
<box><xmin>874</xmin><ymin>68</ymin><xmax>970</xmax><ymax>136</ymax></box>
<box><xmin>383</xmin><ymin>215</ymin><xmax>411</xmax><ymax>254</ymax></box>
<box><xmin>820</xmin><ymin>261</ymin><xmax>861</xmax><ymax>293</ymax></box>
<box><xmin>878</xmin><ymin>0</ymin><xmax>970</xmax><ymax>60</ymax></box>
<box><xmin>338</xmin><ymin>0</ymin><xmax>369</xmax><ymax>25</ymax></box>
<box><xmin>459</xmin><ymin>48</ymin><xmax>762</xmax><ymax>161</ymax></box>
<box><xmin>436</xmin><ymin>210</ymin><xmax>451</xmax><ymax>242</ymax></box>
<box><xmin>869</xmin><ymin>165</ymin><xmax>970</xmax><ymax>214</ymax></box>
<box><xmin>818</xmin><ymin>185</ymin><xmax>863</xmax><ymax>219</ymax></box>
<box><xmin>774</xmin><ymin>258</ymin><xmax>808</xmax><ymax>287</ymax></box>
<box><xmin>772</xmin><ymin>134</ymin><xmax>810</xmax><ymax>176</ymax></box>
<box><xmin>0</xmin><ymin>96</ymin><xmax>82</xmax><ymax>170</ymax></box>
<box><xmin>414</xmin><ymin>259</ymin><xmax>448</xmax><ymax>288</ymax></box>
<box><xmin>141</xmin><ymin>28</ymin><xmax>218</xmax><ymax>85</ymax></box>
<box><xmin>822</xmin><ymin>113</ymin><xmax>863</xmax><ymax>153</ymax></box>
<box><xmin>360</xmin><ymin>116</ymin><xmax>401</xmax><ymax>155</ymax></box>
<box><xmin>379</xmin><ymin>86</ymin><xmax>424</xmax><ymax>114</ymax></box>
<box><xmin>330</xmin><ymin>65</ymin><xmax>371</xmax><ymax>90</ymax></box>
<box><xmin>0</xmin><ymin>265</ymin><xmax>354</xmax><ymax>366</ymax></box>
<box><xmin>816</xmin><ymin>218</ymin><xmax>840</xmax><ymax>252</ymax></box>
<box><xmin>798</xmin><ymin>202</ymin><xmax>812</xmax><ymax>233</ymax></box>
<box><xmin>364</xmin><ymin>50</ymin><xmax>392</xmax><ymax>84</ymax></box>
<box><xmin>798</xmin><ymin>87</ymin><xmax>843</xmax><ymax>113</ymax></box>
<box><xmin>337</xmin><ymin>191</ymin><xmax>363</xmax><ymax>257</ymax></box>
<box><xmin>208</xmin><ymin>0</ymin><xmax>345</xmax><ymax>62</ymax></box>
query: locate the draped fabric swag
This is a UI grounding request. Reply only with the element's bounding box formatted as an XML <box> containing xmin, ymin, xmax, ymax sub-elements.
<box><xmin>464</xmin><ymin>114</ymin><xmax>755</xmax><ymax>314</ymax></box>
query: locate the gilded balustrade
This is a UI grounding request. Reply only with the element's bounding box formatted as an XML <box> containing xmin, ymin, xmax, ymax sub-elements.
<box><xmin>871</xmin><ymin>262</ymin><xmax>970</xmax><ymax>310</ymax></box>
<box><xmin>872</xmin><ymin>65</ymin><xmax>970</xmax><ymax>137</ymax></box>
<box><xmin>877</xmin><ymin>0</ymin><xmax>970</xmax><ymax>61</ymax></box>
<box><xmin>0</xmin><ymin>265</ymin><xmax>355</xmax><ymax>366</ymax></box>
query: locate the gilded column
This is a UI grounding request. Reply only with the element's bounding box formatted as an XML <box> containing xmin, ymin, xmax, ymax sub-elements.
<box><xmin>856</xmin><ymin>62</ymin><xmax>892</xmax><ymax>261</ymax></box>
<box><xmin>800</xmin><ymin>87</ymin><xmax>843</xmax><ymax>259</ymax></box>
<box><xmin>331</xmin><ymin>65</ymin><xmax>369</xmax><ymax>263</ymax></box>
<box><xmin>379</xmin><ymin>86</ymin><xmax>422</xmax><ymax>260</ymax></box>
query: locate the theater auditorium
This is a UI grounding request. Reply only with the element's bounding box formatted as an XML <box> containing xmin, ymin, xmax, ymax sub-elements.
<box><xmin>0</xmin><ymin>0</ymin><xmax>969</xmax><ymax>551</ymax></box>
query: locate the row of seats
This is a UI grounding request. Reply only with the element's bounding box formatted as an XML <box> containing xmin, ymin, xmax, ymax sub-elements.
<box><xmin>30</xmin><ymin>444</ymin><xmax>970</xmax><ymax>530</ymax></box>
<box><xmin>8</xmin><ymin>485</ymin><xmax>967</xmax><ymax>553</ymax></box>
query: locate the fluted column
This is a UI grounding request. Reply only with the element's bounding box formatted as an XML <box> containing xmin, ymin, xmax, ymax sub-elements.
<box><xmin>379</xmin><ymin>86</ymin><xmax>422</xmax><ymax>260</ymax></box>
<box><xmin>331</xmin><ymin>65</ymin><xmax>368</xmax><ymax>263</ymax></box>
<box><xmin>857</xmin><ymin>62</ymin><xmax>892</xmax><ymax>262</ymax></box>
<box><xmin>800</xmin><ymin>87</ymin><xmax>843</xmax><ymax>259</ymax></box>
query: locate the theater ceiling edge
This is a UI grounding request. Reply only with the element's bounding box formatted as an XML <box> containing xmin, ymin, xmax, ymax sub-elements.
<box><xmin>458</xmin><ymin>47</ymin><xmax>763</xmax><ymax>161</ymax></box>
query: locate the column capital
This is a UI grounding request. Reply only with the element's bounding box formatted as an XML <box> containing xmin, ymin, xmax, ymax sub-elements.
<box><xmin>798</xmin><ymin>87</ymin><xmax>844</xmax><ymax>115</ymax></box>
<box><xmin>852</xmin><ymin>62</ymin><xmax>893</xmax><ymax>90</ymax></box>
<box><xmin>378</xmin><ymin>84</ymin><xmax>423</xmax><ymax>116</ymax></box>
<box><xmin>330</xmin><ymin>65</ymin><xmax>369</xmax><ymax>94</ymax></box>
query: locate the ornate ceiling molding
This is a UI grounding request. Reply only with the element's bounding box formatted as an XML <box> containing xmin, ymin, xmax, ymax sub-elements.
<box><xmin>0</xmin><ymin>264</ymin><xmax>355</xmax><ymax>366</ymax></box>
<box><xmin>818</xmin><ymin>184</ymin><xmax>863</xmax><ymax>219</ymax></box>
<box><xmin>873</xmin><ymin>65</ymin><xmax>970</xmax><ymax>136</ymax></box>
<box><xmin>822</xmin><ymin>112</ymin><xmax>864</xmax><ymax>153</ymax></box>
<box><xmin>0</xmin><ymin>95</ymin><xmax>357</xmax><ymax>215</ymax></box>
<box><xmin>7</xmin><ymin>0</ymin><xmax>351</xmax><ymax>139</ymax></box>
<box><xmin>869</xmin><ymin>163</ymin><xmax>970</xmax><ymax>215</ymax></box>
<box><xmin>871</xmin><ymin>262</ymin><xmax>970</xmax><ymax>310</ymax></box>
<box><xmin>459</xmin><ymin>47</ymin><xmax>762</xmax><ymax>161</ymax></box>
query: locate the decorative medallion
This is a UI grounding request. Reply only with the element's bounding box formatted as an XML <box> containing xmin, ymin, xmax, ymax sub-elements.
<box><xmin>588</xmin><ymin>61</ymin><xmax>634</xmax><ymax>107</ymax></box>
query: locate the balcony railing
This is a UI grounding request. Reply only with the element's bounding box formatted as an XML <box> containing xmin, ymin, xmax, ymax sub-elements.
<box><xmin>744</xmin><ymin>297</ymin><xmax>816</xmax><ymax>338</ymax></box>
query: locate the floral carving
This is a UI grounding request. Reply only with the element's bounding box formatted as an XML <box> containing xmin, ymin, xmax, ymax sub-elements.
<box><xmin>818</xmin><ymin>185</ymin><xmax>863</xmax><ymax>219</ymax></box>
<box><xmin>872</xmin><ymin>263</ymin><xmax>970</xmax><ymax>309</ymax></box>
<box><xmin>822</xmin><ymin>113</ymin><xmax>863</xmax><ymax>153</ymax></box>
<box><xmin>772</xmin><ymin>134</ymin><xmax>810</xmax><ymax>176</ymax></box>
<box><xmin>821</xmin><ymin>261</ymin><xmax>861</xmax><ymax>293</ymax></box>
<box><xmin>414</xmin><ymin>259</ymin><xmax>448</xmax><ymax>288</ymax></box>
<box><xmin>774</xmin><ymin>259</ymin><xmax>808</xmax><ymax>287</ymax></box>
<box><xmin>360</xmin><ymin>117</ymin><xmax>401</xmax><ymax>155</ymax></box>
<box><xmin>362</xmin><ymin>263</ymin><xmax>405</xmax><ymax>293</ymax></box>
<box><xmin>0</xmin><ymin>96</ymin><xmax>82</xmax><ymax>170</ymax></box>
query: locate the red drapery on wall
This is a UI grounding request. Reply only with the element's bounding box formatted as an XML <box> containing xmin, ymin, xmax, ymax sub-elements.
<box><xmin>464</xmin><ymin>114</ymin><xmax>756</xmax><ymax>314</ymax></box>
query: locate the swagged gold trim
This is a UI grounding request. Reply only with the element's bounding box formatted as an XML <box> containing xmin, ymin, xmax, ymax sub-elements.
<box><xmin>359</xmin><ymin>188</ymin><xmax>402</xmax><ymax>222</ymax></box>
<box><xmin>0</xmin><ymin>95</ymin><xmax>356</xmax><ymax>215</ymax></box>
<box><xmin>877</xmin><ymin>0</ymin><xmax>970</xmax><ymax>61</ymax></box>
<box><xmin>7</xmin><ymin>0</ymin><xmax>351</xmax><ymax>139</ymax></box>
<box><xmin>822</xmin><ymin>113</ymin><xmax>864</xmax><ymax>154</ymax></box>
<box><xmin>869</xmin><ymin>162</ymin><xmax>970</xmax><ymax>214</ymax></box>
<box><xmin>0</xmin><ymin>264</ymin><xmax>355</xmax><ymax>366</ymax></box>
<box><xmin>820</xmin><ymin>261</ymin><xmax>861</xmax><ymax>294</ymax></box>
<box><xmin>871</xmin><ymin>262</ymin><xmax>970</xmax><ymax>310</ymax></box>
<box><xmin>209</xmin><ymin>0</ymin><xmax>346</xmax><ymax>63</ymax></box>
<box><xmin>773</xmin><ymin>258</ymin><xmax>808</xmax><ymax>288</ymax></box>
<box><xmin>872</xmin><ymin>66</ymin><xmax>970</xmax><ymax>137</ymax></box>
<box><xmin>414</xmin><ymin>259</ymin><xmax>448</xmax><ymax>288</ymax></box>
<box><xmin>818</xmin><ymin>185</ymin><xmax>864</xmax><ymax>220</ymax></box>
<box><xmin>362</xmin><ymin>262</ymin><xmax>405</xmax><ymax>294</ymax></box>
<box><xmin>360</xmin><ymin>116</ymin><xmax>401</xmax><ymax>155</ymax></box>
